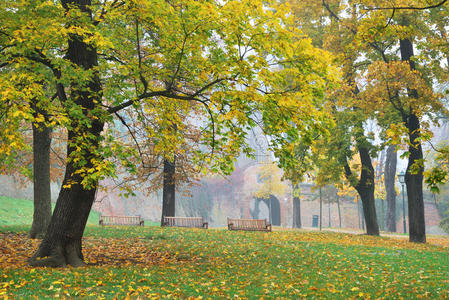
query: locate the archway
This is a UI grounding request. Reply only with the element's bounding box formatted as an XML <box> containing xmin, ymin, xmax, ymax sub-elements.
<box><xmin>251</xmin><ymin>195</ymin><xmax>281</xmax><ymax>226</ymax></box>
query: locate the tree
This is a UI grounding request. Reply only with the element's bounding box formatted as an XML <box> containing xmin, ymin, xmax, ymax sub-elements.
<box><xmin>288</xmin><ymin>0</ymin><xmax>381</xmax><ymax>236</ymax></box>
<box><xmin>292</xmin><ymin>184</ymin><xmax>302</xmax><ymax>228</ymax></box>
<box><xmin>384</xmin><ymin>145</ymin><xmax>397</xmax><ymax>232</ymax></box>
<box><xmin>300</xmin><ymin>0</ymin><xmax>448</xmax><ymax>241</ymax></box>
<box><xmin>0</xmin><ymin>65</ymin><xmax>63</xmax><ymax>238</ymax></box>
<box><xmin>1</xmin><ymin>0</ymin><xmax>336</xmax><ymax>267</ymax></box>
<box><xmin>29</xmin><ymin>100</ymin><xmax>53</xmax><ymax>238</ymax></box>
<box><xmin>253</xmin><ymin>162</ymin><xmax>287</xmax><ymax>224</ymax></box>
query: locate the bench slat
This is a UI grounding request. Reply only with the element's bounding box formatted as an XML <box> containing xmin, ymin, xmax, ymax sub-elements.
<box><xmin>99</xmin><ymin>215</ymin><xmax>144</xmax><ymax>226</ymax></box>
<box><xmin>162</xmin><ymin>217</ymin><xmax>208</xmax><ymax>229</ymax></box>
<box><xmin>227</xmin><ymin>218</ymin><xmax>271</xmax><ymax>232</ymax></box>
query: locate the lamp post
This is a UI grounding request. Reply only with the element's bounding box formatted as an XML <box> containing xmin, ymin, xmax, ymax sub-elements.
<box><xmin>398</xmin><ymin>171</ymin><xmax>406</xmax><ymax>234</ymax></box>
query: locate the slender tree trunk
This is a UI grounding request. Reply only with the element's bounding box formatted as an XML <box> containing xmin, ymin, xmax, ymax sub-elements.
<box><xmin>384</xmin><ymin>145</ymin><xmax>397</xmax><ymax>232</ymax></box>
<box><xmin>319</xmin><ymin>187</ymin><xmax>322</xmax><ymax>231</ymax></box>
<box><xmin>380</xmin><ymin>199</ymin><xmax>384</xmax><ymax>231</ymax></box>
<box><xmin>336</xmin><ymin>192</ymin><xmax>342</xmax><ymax>228</ymax></box>
<box><xmin>29</xmin><ymin>0</ymin><xmax>104</xmax><ymax>267</ymax></box>
<box><xmin>328</xmin><ymin>197</ymin><xmax>331</xmax><ymax>227</ymax></box>
<box><xmin>292</xmin><ymin>196</ymin><xmax>301</xmax><ymax>228</ymax></box>
<box><xmin>400</xmin><ymin>37</ymin><xmax>426</xmax><ymax>243</ymax></box>
<box><xmin>160</xmin><ymin>158</ymin><xmax>176</xmax><ymax>226</ymax></box>
<box><xmin>361</xmin><ymin>203</ymin><xmax>365</xmax><ymax>230</ymax></box>
<box><xmin>357</xmin><ymin>197</ymin><xmax>361</xmax><ymax>229</ymax></box>
<box><xmin>29</xmin><ymin>122</ymin><xmax>52</xmax><ymax>239</ymax></box>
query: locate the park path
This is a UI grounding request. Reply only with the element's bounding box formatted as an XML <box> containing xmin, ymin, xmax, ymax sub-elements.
<box><xmin>285</xmin><ymin>226</ymin><xmax>449</xmax><ymax>248</ymax></box>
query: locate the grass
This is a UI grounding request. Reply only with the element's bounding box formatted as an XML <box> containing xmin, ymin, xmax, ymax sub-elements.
<box><xmin>0</xmin><ymin>196</ymin><xmax>100</xmax><ymax>226</ymax></box>
<box><xmin>1</xmin><ymin>224</ymin><xmax>449</xmax><ymax>299</ymax></box>
<box><xmin>1</xmin><ymin>197</ymin><xmax>448</xmax><ymax>298</ymax></box>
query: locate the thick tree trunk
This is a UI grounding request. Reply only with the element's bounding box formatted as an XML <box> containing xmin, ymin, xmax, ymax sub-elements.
<box><xmin>29</xmin><ymin>0</ymin><xmax>104</xmax><ymax>267</ymax></box>
<box><xmin>400</xmin><ymin>37</ymin><xmax>426</xmax><ymax>243</ymax></box>
<box><xmin>29</xmin><ymin>122</ymin><xmax>52</xmax><ymax>239</ymax></box>
<box><xmin>160</xmin><ymin>158</ymin><xmax>176</xmax><ymax>226</ymax></box>
<box><xmin>29</xmin><ymin>156</ymin><xmax>100</xmax><ymax>267</ymax></box>
<box><xmin>384</xmin><ymin>145</ymin><xmax>397</xmax><ymax>232</ymax></box>
<box><xmin>357</xmin><ymin>185</ymin><xmax>378</xmax><ymax>235</ymax></box>
<box><xmin>292</xmin><ymin>196</ymin><xmax>301</xmax><ymax>228</ymax></box>
<box><xmin>405</xmin><ymin>114</ymin><xmax>426</xmax><ymax>243</ymax></box>
<box><xmin>345</xmin><ymin>145</ymin><xmax>379</xmax><ymax>236</ymax></box>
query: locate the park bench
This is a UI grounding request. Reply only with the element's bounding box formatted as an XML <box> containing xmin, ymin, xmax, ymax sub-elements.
<box><xmin>99</xmin><ymin>215</ymin><xmax>144</xmax><ymax>226</ymax></box>
<box><xmin>162</xmin><ymin>216</ymin><xmax>208</xmax><ymax>229</ymax></box>
<box><xmin>227</xmin><ymin>218</ymin><xmax>272</xmax><ymax>232</ymax></box>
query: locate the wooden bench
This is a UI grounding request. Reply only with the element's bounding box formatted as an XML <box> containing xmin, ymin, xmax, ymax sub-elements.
<box><xmin>227</xmin><ymin>218</ymin><xmax>272</xmax><ymax>232</ymax></box>
<box><xmin>162</xmin><ymin>216</ymin><xmax>208</xmax><ymax>229</ymax></box>
<box><xmin>99</xmin><ymin>215</ymin><xmax>144</xmax><ymax>226</ymax></box>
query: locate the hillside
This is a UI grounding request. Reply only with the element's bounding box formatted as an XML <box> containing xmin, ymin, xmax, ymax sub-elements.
<box><xmin>0</xmin><ymin>196</ymin><xmax>99</xmax><ymax>226</ymax></box>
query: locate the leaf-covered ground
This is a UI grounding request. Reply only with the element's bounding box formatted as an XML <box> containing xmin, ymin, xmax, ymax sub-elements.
<box><xmin>1</xmin><ymin>225</ymin><xmax>448</xmax><ymax>299</ymax></box>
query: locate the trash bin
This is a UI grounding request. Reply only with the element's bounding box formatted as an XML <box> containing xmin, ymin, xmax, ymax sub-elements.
<box><xmin>312</xmin><ymin>215</ymin><xmax>319</xmax><ymax>228</ymax></box>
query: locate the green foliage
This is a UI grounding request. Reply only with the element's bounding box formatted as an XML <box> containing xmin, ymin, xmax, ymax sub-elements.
<box><xmin>425</xmin><ymin>167</ymin><xmax>449</xmax><ymax>193</ymax></box>
<box><xmin>0</xmin><ymin>0</ymin><xmax>338</xmax><ymax>194</ymax></box>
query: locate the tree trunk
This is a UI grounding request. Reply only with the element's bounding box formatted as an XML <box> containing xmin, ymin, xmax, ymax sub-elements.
<box><xmin>405</xmin><ymin>113</ymin><xmax>426</xmax><ymax>242</ymax></box>
<box><xmin>357</xmin><ymin>197</ymin><xmax>361</xmax><ymax>229</ymax></box>
<box><xmin>384</xmin><ymin>145</ymin><xmax>397</xmax><ymax>232</ymax></box>
<box><xmin>292</xmin><ymin>196</ymin><xmax>301</xmax><ymax>228</ymax></box>
<box><xmin>29</xmin><ymin>122</ymin><xmax>52</xmax><ymax>239</ymax></box>
<box><xmin>319</xmin><ymin>186</ymin><xmax>322</xmax><ymax>231</ymax></box>
<box><xmin>356</xmin><ymin>147</ymin><xmax>379</xmax><ymax>235</ymax></box>
<box><xmin>160</xmin><ymin>158</ymin><xmax>176</xmax><ymax>226</ymax></box>
<box><xmin>380</xmin><ymin>198</ymin><xmax>384</xmax><ymax>231</ymax></box>
<box><xmin>358</xmin><ymin>185</ymin><xmax>378</xmax><ymax>234</ymax></box>
<box><xmin>29</xmin><ymin>157</ymin><xmax>101</xmax><ymax>267</ymax></box>
<box><xmin>336</xmin><ymin>192</ymin><xmax>342</xmax><ymax>228</ymax></box>
<box><xmin>29</xmin><ymin>0</ymin><xmax>104</xmax><ymax>267</ymax></box>
<box><xmin>400</xmin><ymin>37</ymin><xmax>426</xmax><ymax>243</ymax></box>
<box><xmin>345</xmin><ymin>146</ymin><xmax>379</xmax><ymax>236</ymax></box>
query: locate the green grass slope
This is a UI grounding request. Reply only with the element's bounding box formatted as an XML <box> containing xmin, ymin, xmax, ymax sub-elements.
<box><xmin>0</xmin><ymin>196</ymin><xmax>99</xmax><ymax>226</ymax></box>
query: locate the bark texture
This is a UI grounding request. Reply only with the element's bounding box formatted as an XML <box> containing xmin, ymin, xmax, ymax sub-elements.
<box><xmin>29</xmin><ymin>0</ymin><xmax>104</xmax><ymax>267</ymax></box>
<box><xmin>292</xmin><ymin>196</ymin><xmax>301</xmax><ymax>228</ymax></box>
<box><xmin>29</xmin><ymin>121</ymin><xmax>52</xmax><ymax>239</ymax></box>
<box><xmin>345</xmin><ymin>145</ymin><xmax>379</xmax><ymax>236</ymax></box>
<box><xmin>384</xmin><ymin>145</ymin><xmax>397</xmax><ymax>232</ymax></box>
<box><xmin>161</xmin><ymin>158</ymin><xmax>176</xmax><ymax>226</ymax></box>
<box><xmin>400</xmin><ymin>37</ymin><xmax>426</xmax><ymax>243</ymax></box>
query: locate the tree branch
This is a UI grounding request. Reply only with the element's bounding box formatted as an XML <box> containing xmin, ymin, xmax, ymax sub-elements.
<box><xmin>364</xmin><ymin>0</ymin><xmax>448</xmax><ymax>11</ymax></box>
<box><xmin>114</xmin><ymin>111</ymin><xmax>152</xmax><ymax>169</ymax></box>
<box><xmin>135</xmin><ymin>19</ymin><xmax>148</xmax><ymax>93</ymax></box>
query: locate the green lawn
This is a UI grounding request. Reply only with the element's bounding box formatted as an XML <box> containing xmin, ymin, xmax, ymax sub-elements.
<box><xmin>1</xmin><ymin>224</ymin><xmax>448</xmax><ymax>299</ymax></box>
<box><xmin>0</xmin><ymin>196</ymin><xmax>100</xmax><ymax>226</ymax></box>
